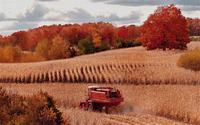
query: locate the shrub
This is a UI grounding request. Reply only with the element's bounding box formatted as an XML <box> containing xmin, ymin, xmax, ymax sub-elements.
<box><xmin>177</xmin><ymin>48</ymin><xmax>200</xmax><ymax>71</ymax></box>
<box><xmin>190</xmin><ymin>36</ymin><xmax>200</xmax><ymax>41</ymax></box>
<box><xmin>25</xmin><ymin>92</ymin><xmax>63</xmax><ymax>125</ymax></box>
<box><xmin>116</xmin><ymin>39</ymin><xmax>142</xmax><ymax>48</ymax></box>
<box><xmin>0</xmin><ymin>87</ymin><xmax>64</xmax><ymax>125</ymax></box>
<box><xmin>96</xmin><ymin>42</ymin><xmax>110</xmax><ymax>52</ymax></box>
<box><xmin>140</xmin><ymin>5</ymin><xmax>190</xmax><ymax>50</ymax></box>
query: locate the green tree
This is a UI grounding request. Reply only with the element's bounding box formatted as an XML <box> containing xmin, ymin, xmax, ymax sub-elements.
<box><xmin>96</xmin><ymin>42</ymin><xmax>110</xmax><ymax>52</ymax></box>
<box><xmin>78</xmin><ymin>38</ymin><xmax>95</xmax><ymax>55</ymax></box>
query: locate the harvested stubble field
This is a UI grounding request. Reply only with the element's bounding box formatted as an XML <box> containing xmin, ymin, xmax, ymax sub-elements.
<box><xmin>0</xmin><ymin>83</ymin><xmax>198</xmax><ymax>125</ymax></box>
<box><xmin>0</xmin><ymin>42</ymin><xmax>200</xmax><ymax>84</ymax></box>
<box><xmin>1</xmin><ymin>42</ymin><xmax>200</xmax><ymax>125</ymax></box>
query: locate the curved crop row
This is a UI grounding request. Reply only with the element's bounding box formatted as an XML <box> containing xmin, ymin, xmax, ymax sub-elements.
<box><xmin>0</xmin><ymin>62</ymin><xmax>199</xmax><ymax>84</ymax></box>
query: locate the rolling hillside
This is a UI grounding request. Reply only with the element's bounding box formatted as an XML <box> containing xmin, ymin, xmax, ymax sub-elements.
<box><xmin>1</xmin><ymin>42</ymin><xmax>200</xmax><ymax>124</ymax></box>
<box><xmin>0</xmin><ymin>42</ymin><xmax>200</xmax><ymax>84</ymax></box>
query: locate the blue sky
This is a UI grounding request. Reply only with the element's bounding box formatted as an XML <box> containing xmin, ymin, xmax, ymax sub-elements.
<box><xmin>0</xmin><ymin>0</ymin><xmax>199</xmax><ymax>35</ymax></box>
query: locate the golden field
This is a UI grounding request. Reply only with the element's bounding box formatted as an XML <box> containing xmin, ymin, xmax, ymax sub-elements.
<box><xmin>1</xmin><ymin>42</ymin><xmax>200</xmax><ymax>125</ymax></box>
<box><xmin>0</xmin><ymin>42</ymin><xmax>200</xmax><ymax>84</ymax></box>
<box><xmin>0</xmin><ymin>83</ymin><xmax>198</xmax><ymax>125</ymax></box>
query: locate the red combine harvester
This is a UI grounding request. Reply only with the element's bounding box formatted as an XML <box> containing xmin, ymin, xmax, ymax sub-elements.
<box><xmin>80</xmin><ymin>86</ymin><xmax>123</xmax><ymax>113</ymax></box>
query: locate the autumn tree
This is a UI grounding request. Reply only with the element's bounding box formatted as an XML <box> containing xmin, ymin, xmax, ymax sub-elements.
<box><xmin>140</xmin><ymin>5</ymin><xmax>190</xmax><ymax>50</ymax></box>
<box><xmin>187</xmin><ymin>18</ymin><xmax>200</xmax><ymax>36</ymax></box>
<box><xmin>0</xmin><ymin>45</ymin><xmax>22</xmax><ymax>63</ymax></box>
<box><xmin>48</xmin><ymin>35</ymin><xmax>70</xmax><ymax>60</ymax></box>
<box><xmin>92</xmin><ymin>30</ymin><xmax>102</xmax><ymax>48</ymax></box>
<box><xmin>0</xmin><ymin>35</ymin><xmax>6</xmax><ymax>46</ymax></box>
<box><xmin>127</xmin><ymin>25</ymin><xmax>140</xmax><ymax>42</ymax></box>
<box><xmin>118</xmin><ymin>26</ymin><xmax>128</xmax><ymax>41</ymax></box>
<box><xmin>35</xmin><ymin>39</ymin><xmax>50</xmax><ymax>59</ymax></box>
<box><xmin>100</xmin><ymin>24</ymin><xmax>117</xmax><ymax>48</ymax></box>
<box><xmin>60</xmin><ymin>25</ymin><xmax>86</xmax><ymax>45</ymax></box>
<box><xmin>0</xmin><ymin>35</ymin><xmax>2</xmax><ymax>43</ymax></box>
<box><xmin>11</xmin><ymin>31</ymin><xmax>37</xmax><ymax>51</ymax></box>
<box><xmin>117</xmin><ymin>25</ymin><xmax>141</xmax><ymax>48</ymax></box>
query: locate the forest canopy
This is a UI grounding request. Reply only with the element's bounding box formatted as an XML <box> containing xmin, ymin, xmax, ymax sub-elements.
<box><xmin>0</xmin><ymin>5</ymin><xmax>199</xmax><ymax>63</ymax></box>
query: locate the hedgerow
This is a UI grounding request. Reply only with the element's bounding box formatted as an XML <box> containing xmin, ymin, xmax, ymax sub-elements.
<box><xmin>0</xmin><ymin>87</ymin><xmax>64</xmax><ymax>125</ymax></box>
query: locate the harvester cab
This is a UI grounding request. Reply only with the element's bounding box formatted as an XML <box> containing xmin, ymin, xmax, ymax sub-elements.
<box><xmin>80</xmin><ymin>86</ymin><xmax>124</xmax><ymax>113</ymax></box>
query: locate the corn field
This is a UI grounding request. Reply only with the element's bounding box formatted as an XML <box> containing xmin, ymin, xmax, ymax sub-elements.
<box><xmin>0</xmin><ymin>42</ymin><xmax>200</xmax><ymax>84</ymax></box>
<box><xmin>1</xmin><ymin>42</ymin><xmax>200</xmax><ymax>125</ymax></box>
<box><xmin>1</xmin><ymin>83</ymin><xmax>199</xmax><ymax>125</ymax></box>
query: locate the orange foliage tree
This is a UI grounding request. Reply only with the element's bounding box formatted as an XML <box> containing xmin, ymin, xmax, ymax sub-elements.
<box><xmin>140</xmin><ymin>5</ymin><xmax>190</xmax><ymax>50</ymax></box>
<box><xmin>0</xmin><ymin>46</ymin><xmax>21</xmax><ymax>63</ymax></box>
<box><xmin>92</xmin><ymin>30</ymin><xmax>102</xmax><ymax>48</ymax></box>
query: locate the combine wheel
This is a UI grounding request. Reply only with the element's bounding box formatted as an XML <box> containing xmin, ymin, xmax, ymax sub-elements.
<box><xmin>80</xmin><ymin>102</ymin><xmax>89</xmax><ymax>111</ymax></box>
<box><xmin>88</xmin><ymin>102</ymin><xmax>94</xmax><ymax>111</ymax></box>
<box><xmin>102</xmin><ymin>106</ymin><xmax>109</xmax><ymax>114</ymax></box>
<box><xmin>89</xmin><ymin>102</ymin><xmax>103</xmax><ymax>112</ymax></box>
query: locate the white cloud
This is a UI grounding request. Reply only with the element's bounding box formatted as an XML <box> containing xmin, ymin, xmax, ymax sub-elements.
<box><xmin>91</xmin><ymin>0</ymin><xmax>200</xmax><ymax>7</ymax></box>
<box><xmin>38</xmin><ymin>0</ymin><xmax>59</xmax><ymax>1</ymax></box>
<box><xmin>0</xmin><ymin>3</ymin><xmax>49</xmax><ymax>32</ymax></box>
<box><xmin>65</xmin><ymin>8</ymin><xmax>141</xmax><ymax>24</ymax></box>
<box><xmin>181</xmin><ymin>6</ymin><xmax>200</xmax><ymax>11</ymax></box>
<box><xmin>6</xmin><ymin>21</ymin><xmax>38</xmax><ymax>31</ymax></box>
<box><xmin>66</xmin><ymin>9</ymin><xmax>94</xmax><ymax>22</ymax></box>
<box><xmin>0</xmin><ymin>13</ymin><xmax>5</xmax><ymax>21</ymax></box>
<box><xmin>17</xmin><ymin>3</ymin><xmax>49</xmax><ymax>21</ymax></box>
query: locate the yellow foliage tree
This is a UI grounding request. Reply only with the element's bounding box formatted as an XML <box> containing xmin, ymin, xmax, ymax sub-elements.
<box><xmin>48</xmin><ymin>35</ymin><xmax>70</xmax><ymax>60</ymax></box>
<box><xmin>35</xmin><ymin>39</ymin><xmax>50</xmax><ymax>59</ymax></box>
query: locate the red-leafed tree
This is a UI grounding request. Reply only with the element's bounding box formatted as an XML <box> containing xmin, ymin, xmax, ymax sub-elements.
<box><xmin>118</xmin><ymin>25</ymin><xmax>140</xmax><ymax>42</ymax></box>
<box><xmin>60</xmin><ymin>25</ymin><xmax>87</xmax><ymax>45</ymax></box>
<box><xmin>11</xmin><ymin>31</ymin><xmax>38</xmax><ymax>51</ymax></box>
<box><xmin>118</xmin><ymin>26</ymin><xmax>128</xmax><ymax>40</ymax></box>
<box><xmin>11</xmin><ymin>31</ymin><xmax>29</xmax><ymax>50</ymax></box>
<box><xmin>0</xmin><ymin>35</ymin><xmax>3</xmax><ymax>46</ymax></box>
<box><xmin>140</xmin><ymin>4</ymin><xmax>190</xmax><ymax>50</ymax></box>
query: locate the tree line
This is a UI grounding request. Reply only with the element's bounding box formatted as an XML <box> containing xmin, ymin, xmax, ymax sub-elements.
<box><xmin>0</xmin><ymin>4</ymin><xmax>199</xmax><ymax>63</ymax></box>
<box><xmin>0</xmin><ymin>22</ymin><xmax>141</xmax><ymax>62</ymax></box>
